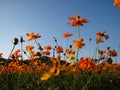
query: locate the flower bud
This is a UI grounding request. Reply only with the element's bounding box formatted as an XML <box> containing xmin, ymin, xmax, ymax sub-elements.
<box><xmin>12</xmin><ymin>38</ymin><xmax>18</xmax><ymax>45</ymax></box>
<box><xmin>20</xmin><ymin>36</ymin><xmax>25</xmax><ymax>43</ymax></box>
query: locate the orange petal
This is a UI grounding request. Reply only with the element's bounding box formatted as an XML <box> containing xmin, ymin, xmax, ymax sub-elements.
<box><xmin>114</xmin><ymin>0</ymin><xmax>120</xmax><ymax>7</ymax></box>
<box><xmin>68</xmin><ymin>16</ymin><xmax>76</xmax><ymax>21</ymax></box>
<box><xmin>40</xmin><ymin>73</ymin><xmax>51</xmax><ymax>80</ymax></box>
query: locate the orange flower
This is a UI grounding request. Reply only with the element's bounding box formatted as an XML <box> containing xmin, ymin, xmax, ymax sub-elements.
<box><xmin>96</xmin><ymin>32</ymin><xmax>103</xmax><ymax>44</ymax></box>
<box><xmin>96</xmin><ymin>32</ymin><xmax>109</xmax><ymax>44</ymax></box>
<box><xmin>56</xmin><ymin>46</ymin><xmax>63</xmax><ymax>54</ymax></box>
<box><xmin>62</xmin><ymin>32</ymin><xmax>73</xmax><ymax>38</ymax></box>
<box><xmin>96</xmin><ymin>35</ymin><xmax>103</xmax><ymax>44</ymax></box>
<box><xmin>0</xmin><ymin>53</ymin><xmax>3</xmax><ymax>58</ymax></box>
<box><xmin>65</xmin><ymin>49</ymin><xmax>75</xmax><ymax>55</ymax></box>
<box><xmin>98</xmin><ymin>49</ymin><xmax>106</xmax><ymax>55</ymax></box>
<box><xmin>107</xmin><ymin>49</ymin><xmax>117</xmax><ymax>57</ymax></box>
<box><xmin>44</xmin><ymin>45</ymin><xmax>52</xmax><ymax>51</ymax></box>
<box><xmin>114</xmin><ymin>0</ymin><xmax>120</xmax><ymax>7</ymax></box>
<box><xmin>26</xmin><ymin>45</ymin><xmax>34</xmax><ymax>52</ymax></box>
<box><xmin>11</xmin><ymin>49</ymin><xmax>21</xmax><ymax>60</ymax></box>
<box><xmin>42</xmin><ymin>51</ymin><xmax>51</xmax><ymax>56</ymax></box>
<box><xmin>73</xmin><ymin>38</ymin><xmax>85</xmax><ymax>49</ymax></box>
<box><xmin>68</xmin><ymin>15</ymin><xmax>89</xmax><ymax>27</ymax></box>
<box><xmin>26</xmin><ymin>32</ymin><xmax>41</xmax><ymax>41</ymax></box>
<box><xmin>79</xmin><ymin>57</ymin><xmax>95</xmax><ymax>69</ymax></box>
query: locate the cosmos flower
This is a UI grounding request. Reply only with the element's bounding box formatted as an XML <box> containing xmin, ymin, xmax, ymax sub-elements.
<box><xmin>44</xmin><ymin>45</ymin><xmax>52</xmax><ymax>51</ymax></box>
<box><xmin>96</xmin><ymin>32</ymin><xmax>109</xmax><ymax>44</ymax></box>
<box><xmin>65</xmin><ymin>49</ymin><xmax>75</xmax><ymax>55</ymax></box>
<box><xmin>11</xmin><ymin>49</ymin><xmax>21</xmax><ymax>60</ymax></box>
<box><xmin>107</xmin><ymin>49</ymin><xmax>117</xmax><ymax>57</ymax></box>
<box><xmin>55</xmin><ymin>46</ymin><xmax>63</xmax><ymax>54</ymax></box>
<box><xmin>98</xmin><ymin>49</ymin><xmax>106</xmax><ymax>55</ymax></box>
<box><xmin>41</xmin><ymin>57</ymin><xmax>61</xmax><ymax>80</ymax></box>
<box><xmin>26</xmin><ymin>45</ymin><xmax>34</xmax><ymax>52</ymax></box>
<box><xmin>68</xmin><ymin>15</ymin><xmax>89</xmax><ymax>27</ymax></box>
<box><xmin>73</xmin><ymin>38</ymin><xmax>85</xmax><ymax>49</ymax></box>
<box><xmin>42</xmin><ymin>51</ymin><xmax>51</xmax><ymax>56</ymax></box>
<box><xmin>26</xmin><ymin>32</ymin><xmax>41</xmax><ymax>41</ymax></box>
<box><xmin>62</xmin><ymin>32</ymin><xmax>73</xmax><ymax>38</ymax></box>
<box><xmin>114</xmin><ymin>0</ymin><xmax>120</xmax><ymax>7</ymax></box>
<box><xmin>79</xmin><ymin>57</ymin><xmax>95</xmax><ymax>69</ymax></box>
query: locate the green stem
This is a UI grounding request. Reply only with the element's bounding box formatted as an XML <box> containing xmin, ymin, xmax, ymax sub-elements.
<box><xmin>92</xmin><ymin>43</ymin><xmax>100</xmax><ymax>59</ymax></box>
<box><xmin>76</xmin><ymin>25</ymin><xmax>80</xmax><ymax>63</ymax></box>
<box><xmin>66</xmin><ymin>37</ymin><xmax>68</xmax><ymax>49</ymax></box>
<box><xmin>35</xmin><ymin>39</ymin><xmax>42</xmax><ymax>52</ymax></box>
<box><xmin>35</xmin><ymin>39</ymin><xmax>38</xmax><ymax>47</ymax></box>
<box><xmin>76</xmin><ymin>49</ymin><xmax>79</xmax><ymax>63</ymax></box>
<box><xmin>20</xmin><ymin>42</ymin><xmax>23</xmax><ymax>60</ymax></box>
<box><xmin>78</xmin><ymin>25</ymin><xmax>80</xmax><ymax>39</ymax></box>
<box><xmin>8</xmin><ymin>45</ymin><xmax>15</xmax><ymax>59</ymax></box>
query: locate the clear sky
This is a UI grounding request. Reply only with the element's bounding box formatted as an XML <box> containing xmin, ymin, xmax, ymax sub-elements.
<box><xmin>0</xmin><ymin>0</ymin><xmax>120</xmax><ymax>62</ymax></box>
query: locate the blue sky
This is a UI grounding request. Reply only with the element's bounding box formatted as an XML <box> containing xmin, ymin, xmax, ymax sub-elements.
<box><xmin>0</xmin><ymin>0</ymin><xmax>120</xmax><ymax>62</ymax></box>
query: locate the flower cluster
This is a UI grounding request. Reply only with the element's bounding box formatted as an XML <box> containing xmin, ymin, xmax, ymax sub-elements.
<box><xmin>0</xmin><ymin>13</ymin><xmax>120</xmax><ymax>89</ymax></box>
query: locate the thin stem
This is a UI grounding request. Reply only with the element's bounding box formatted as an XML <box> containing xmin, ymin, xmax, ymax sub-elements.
<box><xmin>35</xmin><ymin>39</ymin><xmax>38</xmax><ymax>47</ymax></box>
<box><xmin>66</xmin><ymin>37</ymin><xmax>68</xmax><ymax>49</ymax></box>
<box><xmin>8</xmin><ymin>45</ymin><xmax>15</xmax><ymax>59</ymax></box>
<box><xmin>53</xmin><ymin>48</ymin><xmax>55</xmax><ymax>57</ymax></box>
<box><xmin>78</xmin><ymin>25</ymin><xmax>80</xmax><ymax>39</ymax></box>
<box><xmin>92</xmin><ymin>43</ymin><xmax>100</xmax><ymax>59</ymax></box>
<box><xmin>76</xmin><ymin>25</ymin><xmax>80</xmax><ymax>63</ymax></box>
<box><xmin>82</xmin><ymin>72</ymin><xmax>95</xmax><ymax>90</ymax></box>
<box><xmin>20</xmin><ymin>42</ymin><xmax>23</xmax><ymax>60</ymax></box>
<box><xmin>34</xmin><ymin>39</ymin><xmax>42</xmax><ymax>52</ymax></box>
<box><xmin>76</xmin><ymin>49</ymin><xmax>79</xmax><ymax>63</ymax></box>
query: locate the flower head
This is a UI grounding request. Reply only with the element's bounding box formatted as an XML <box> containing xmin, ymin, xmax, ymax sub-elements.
<box><xmin>79</xmin><ymin>57</ymin><xmax>95</xmax><ymax>69</ymax></box>
<box><xmin>114</xmin><ymin>0</ymin><xmax>120</xmax><ymax>7</ymax></box>
<box><xmin>73</xmin><ymin>38</ymin><xmax>85</xmax><ymax>49</ymax></box>
<box><xmin>62</xmin><ymin>32</ymin><xmax>73</xmax><ymax>38</ymax></box>
<box><xmin>11</xmin><ymin>49</ymin><xmax>21</xmax><ymax>60</ymax></box>
<box><xmin>107</xmin><ymin>49</ymin><xmax>117</xmax><ymax>57</ymax></box>
<box><xmin>44</xmin><ymin>45</ymin><xmax>52</xmax><ymax>51</ymax></box>
<box><xmin>98</xmin><ymin>49</ymin><xmax>106</xmax><ymax>55</ymax></box>
<box><xmin>26</xmin><ymin>32</ymin><xmax>41</xmax><ymax>41</ymax></box>
<box><xmin>55</xmin><ymin>46</ymin><xmax>63</xmax><ymax>54</ymax></box>
<box><xmin>96</xmin><ymin>32</ymin><xmax>109</xmax><ymax>44</ymax></box>
<box><xmin>41</xmin><ymin>57</ymin><xmax>61</xmax><ymax>80</ymax></box>
<box><xmin>26</xmin><ymin>45</ymin><xmax>34</xmax><ymax>52</ymax></box>
<box><xmin>68</xmin><ymin>15</ymin><xmax>89</xmax><ymax>27</ymax></box>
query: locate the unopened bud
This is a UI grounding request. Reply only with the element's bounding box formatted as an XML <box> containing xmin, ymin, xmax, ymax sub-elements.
<box><xmin>12</xmin><ymin>38</ymin><xmax>18</xmax><ymax>45</ymax></box>
<box><xmin>20</xmin><ymin>36</ymin><xmax>25</xmax><ymax>43</ymax></box>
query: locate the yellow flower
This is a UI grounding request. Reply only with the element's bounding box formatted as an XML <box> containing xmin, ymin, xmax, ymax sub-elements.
<box><xmin>40</xmin><ymin>73</ymin><xmax>51</xmax><ymax>80</ymax></box>
<box><xmin>66</xmin><ymin>54</ymin><xmax>74</xmax><ymax>63</ymax></box>
<box><xmin>41</xmin><ymin>57</ymin><xmax>61</xmax><ymax>80</ymax></box>
<box><xmin>68</xmin><ymin>61</ymin><xmax>76</xmax><ymax>67</ymax></box>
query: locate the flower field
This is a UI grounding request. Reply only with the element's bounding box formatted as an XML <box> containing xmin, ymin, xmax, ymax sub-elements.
<box><xmin>0</xmin><ymin>1</ymin><xmax>120</xmax><ymax>89</ymax></box>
